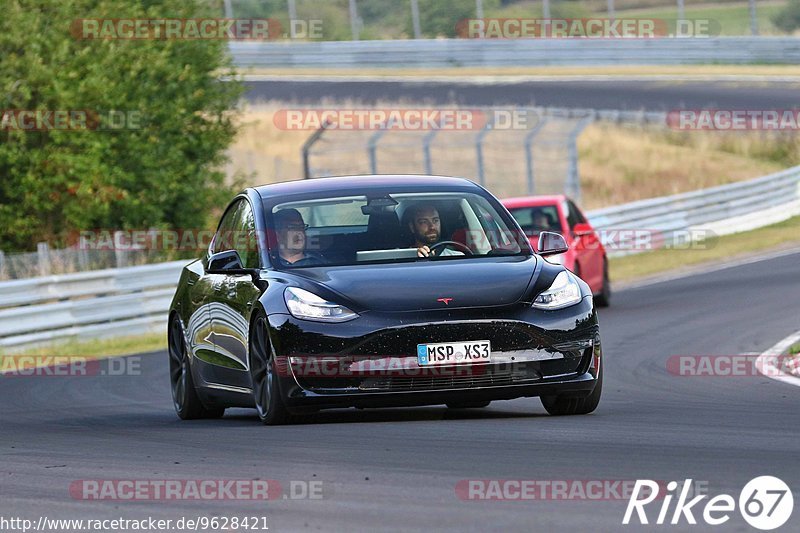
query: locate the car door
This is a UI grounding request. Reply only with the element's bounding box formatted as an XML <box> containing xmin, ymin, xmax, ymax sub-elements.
<box><xmin>206</xmin><ymin>198</ymin><xmax>263</xmax><ymax>389</ymax></box>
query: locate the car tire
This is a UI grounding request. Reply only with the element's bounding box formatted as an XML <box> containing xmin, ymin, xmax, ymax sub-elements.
<box><xmin>446</xmin><ymin>401</ymin><xmax>491</xmax><ymax>409</ymax></box>
<box><xmin>168</xmin><ymin>316</ymin><xmax>225</xmax><ymax>420</ymax></box>
<box><xmin>250</xmin><ymin>313</ymin><xmax>293</xmax><ymax>425</ymax></box>
<box><xmin>540</xmin><ymin>358</ymin><xmax>603</xmax><ymax>416</ymax></box>
<box><xmin>594</xmin><ymin>258</ymin><xmax>611</xmax><ymax>308</ymax></box>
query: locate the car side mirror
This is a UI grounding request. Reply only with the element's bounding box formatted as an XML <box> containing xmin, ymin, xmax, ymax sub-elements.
<box><xmin>572</xmin><ymin>222</ymin><xmax>593</xmax><ymax>237</ymax></box>
<box><xmin>208</xmin><ymin>250</ymin><xmax>245</xmax><ymax>272</ymax></box>
<box><xmin>207</xmin><ymin>250</ymin><xmax>267</xmax><ymax>290</ymax></box>
<box><xmin>537</xmin><ymin>231</ymin><xmax>569</xmax><ymax>256</ymax></box>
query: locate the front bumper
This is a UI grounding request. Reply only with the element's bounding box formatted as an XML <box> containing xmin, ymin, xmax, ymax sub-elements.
<box><xmin>267</xmin><ymin>296</ymin><xmax>600</xmax><ymax>410</ymax></box>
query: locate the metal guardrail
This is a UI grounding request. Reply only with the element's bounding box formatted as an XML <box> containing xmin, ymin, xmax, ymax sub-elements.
<box><xmin>0</xmin><ymin>261</ymin><xmax>185</xmax><ymax>349</ymax></box>
<box><xmin>586</xmin><ymin>165</ymin><xmax>800</xmax><ymax>257</ymax></box>
<box><xmin>1</xmin><ymin>165</ymin><xmax>799</xmax><ymax>350</ymax></box>
<box><xmin>230</xmin><ymin>38</ymin><xmax>800</xmax><ymax>68</ymax></box>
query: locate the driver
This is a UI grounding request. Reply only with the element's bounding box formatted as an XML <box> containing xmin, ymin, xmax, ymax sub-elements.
<box><xmin>405</xmin><ymin>203</ymin><xmax>464</xmax><ymax>258</ymax></box>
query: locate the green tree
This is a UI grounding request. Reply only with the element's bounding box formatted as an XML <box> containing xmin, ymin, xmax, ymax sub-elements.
<box><xmin>0</xmin><ymin>0</ymin><xmax>242</xmax><ymax>252</ymax></box>
<box><xmin>772</xmin><ymin>0</ymin><xmax>800</xmax><ymax>33</ymax></box>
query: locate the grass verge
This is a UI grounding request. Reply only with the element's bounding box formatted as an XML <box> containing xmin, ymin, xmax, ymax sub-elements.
<box><xmin>0</xmin><ymin>333</ymin><xmax>166</xmax><ymax>359</ymax></box>
<box><xmin>610</xmin><ymin>214</ymin><xmax>800</xmax><ymax>282</ymax></box>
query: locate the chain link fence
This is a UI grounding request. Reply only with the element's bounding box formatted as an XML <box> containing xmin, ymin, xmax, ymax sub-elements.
<box><xmin>0</xmin><ymin>238</ymin><xmax>180</xmax><ymax>282</ymax></box>
<box><xmin>303</xmin><ymin>106</ymin><xmax>666</xmax><ymax>201</ymax></box>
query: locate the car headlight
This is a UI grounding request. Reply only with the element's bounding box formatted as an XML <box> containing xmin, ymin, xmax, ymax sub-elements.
<box><xmin>284</xmin><ymin>287</ymin><xmax>358</xmax><ymax>322</ymax></box>
<box><xmin>532</xmin><ymin>271</ymin><xmax>582</xmax><ymax>310</ymax></box>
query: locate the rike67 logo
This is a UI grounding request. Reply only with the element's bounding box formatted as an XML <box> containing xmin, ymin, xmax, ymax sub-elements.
<box><xmin>624</xmin><ymin>476</ymin><xmax>793</xmax><ymax>530</ymax></box>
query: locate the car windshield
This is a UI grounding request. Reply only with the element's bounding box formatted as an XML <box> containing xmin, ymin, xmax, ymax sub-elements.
<box><xmin>507</xmin><ymin>205</ymin><xmax>564</xmax><ymax>235</ymax></box>
<box><xmin>267</xmin><ymin>191</ymin><xmax>529</xmax><ymax>268</ymax></box>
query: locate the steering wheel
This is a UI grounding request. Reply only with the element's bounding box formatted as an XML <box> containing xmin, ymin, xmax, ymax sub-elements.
<box><xmin>428</xmin><ymin>240</ymin><xmax>474</xmax><ymax>256</ymax></box>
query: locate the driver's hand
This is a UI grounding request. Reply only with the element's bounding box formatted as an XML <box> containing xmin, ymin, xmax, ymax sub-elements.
<box><xmin>417</xmin><ymin>245</ymin><xmax>431</xmax><ymax>257</ymax></box>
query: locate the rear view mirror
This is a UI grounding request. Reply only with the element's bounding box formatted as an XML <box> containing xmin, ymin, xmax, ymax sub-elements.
<box><xmin>537</xmin><ymin>232</ymin><xmax>569</xmax><ymax>257</ymax></box>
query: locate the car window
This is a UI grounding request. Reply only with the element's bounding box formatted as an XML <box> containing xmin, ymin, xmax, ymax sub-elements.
<box><xmin>235</xmin><ymin>200</ymin><xmax>259</xmax><ymax>269</ymax></box>
<box><xmin>268</xmin><ymin>192</ymin><xmax>528</xmax><ymax>268</ymax></box>
<box><xmin>211</xmin><ymin>200</ymin><xmax>244</xmax><ymax>255</ymax></box>
<box><xmin>507</xmin><ymin>204</ymin><xmax>563</xmax><ymax>234</ymax></box>
<box><xmin>564</xmin><ymin>200</ymin><xmax>581</xmax><ymax>230</ymax></box>
<box><xmin>567</xmin><ymin>200</ymin><xmax>587</xmax><ymax>226</ymax></box>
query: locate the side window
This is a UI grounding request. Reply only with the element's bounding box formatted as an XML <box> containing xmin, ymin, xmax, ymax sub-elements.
<box><xmin>564</xmin><ymin>200</ymin><xmax>581</xmax><ymax>230</ymax></box>
<box><xmin>568</xmin><ymin>200</ymin><xmax>587</xmax><ymax>225</ymax></box>
<box><xmin>235</xmin><ymin>201</ymin><xmax>259</xmax><ymax>269</ymax></box>
<box><xmin>212</xmin><ymin>200</ymin><xmax>243</xmax><ymax>255</ymax></box>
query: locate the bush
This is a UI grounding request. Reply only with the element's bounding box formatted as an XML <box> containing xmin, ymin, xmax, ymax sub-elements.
<box><xmin>772</xmin><ymin>0</ymin><xmax>800</xmax><ymax>34</ymax></box>
<box><xmin>0</xmin><ymin>0</ymin><xmax>242</xmax><ymax>252</ymax></box>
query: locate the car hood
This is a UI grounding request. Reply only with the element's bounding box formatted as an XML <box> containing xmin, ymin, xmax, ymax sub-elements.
<box><xmin>288</xmin><ymin>255</ymin><xmax>538</xmax><ymax>313</ymax></box>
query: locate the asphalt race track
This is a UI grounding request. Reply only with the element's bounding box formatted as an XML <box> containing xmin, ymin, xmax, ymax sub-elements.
<box><xmin>2</xmin><ymin>251</ymin><xmax>799</xmax><ymax>532</ymax></box>
<box><xmin>244</xmin><ymin>79</ymin><xmax>800</xmax><ymax>111</ymax></box>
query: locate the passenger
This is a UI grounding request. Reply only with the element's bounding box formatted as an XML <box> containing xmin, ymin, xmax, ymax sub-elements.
<box><xmin>273</xmin><ymin>208</ymin><xmax>325</xmax><ymax>266</ymax></box>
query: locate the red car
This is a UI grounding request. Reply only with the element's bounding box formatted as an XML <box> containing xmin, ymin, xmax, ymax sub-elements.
<box><xmin>503</xmin><ymin>195</ymin><xmax>610</xmax><ymax>307</ymax></box>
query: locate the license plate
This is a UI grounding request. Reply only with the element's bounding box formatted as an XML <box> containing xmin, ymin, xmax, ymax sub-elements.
<box><xmin>417</xmin><ymin>340</ymin><xmax>492</xmax><ymax>366</ymax></box>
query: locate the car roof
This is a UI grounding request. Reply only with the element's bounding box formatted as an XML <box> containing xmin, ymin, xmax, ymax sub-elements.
<box><xmin>501</xmin><ymin>195</ymin><xmax>567</xmax><ymax>208</ymax></box>
<box><xmin>254</xmin><ymin>175</ymin><xmax>480</xmax><ymax>199</ymax></box>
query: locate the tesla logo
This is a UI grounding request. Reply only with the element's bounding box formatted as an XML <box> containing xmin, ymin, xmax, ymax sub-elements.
<box><xmin>437</xmin><ymin>298</ymin><xmax>453</xmax><ymax>305</ymax></box>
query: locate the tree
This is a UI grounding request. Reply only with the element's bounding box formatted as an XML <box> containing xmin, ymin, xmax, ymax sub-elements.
<box><xmin>773</xmin><ymin>0</ymin><xmax>800</xmax><ymax>34</ymax></box>
<box><xmin>0</xmin><ymin>0</ymin><xmax>242</xmax><ymax>252</ymax></box>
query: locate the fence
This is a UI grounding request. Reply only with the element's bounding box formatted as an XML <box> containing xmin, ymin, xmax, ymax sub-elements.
<box><xmin>229</xmin><ymin>37</ymin><xmax>800</xmax><ymax>68</ymax></box>
<box><xmin>1</xmin><ymin>164</ymin><xmax>799</xmax><ymax>350</ymax></box>
<box><xmin>303</xmin><ymin>106</ymin><xmax>667</xmax><ymax>202</ymax></box>
<box><xmin>0</xmin><ymin>234</ymin><xmax>185</xmax><ymax>282</ymax></box>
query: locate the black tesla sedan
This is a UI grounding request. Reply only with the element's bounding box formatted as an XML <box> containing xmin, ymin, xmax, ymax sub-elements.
<box><xmin>168</xmin><ymin>175</ymin><xmax>603</xmax><ymax>424</ymax></box>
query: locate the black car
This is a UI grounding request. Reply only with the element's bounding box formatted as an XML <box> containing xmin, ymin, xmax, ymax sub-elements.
<box><xmin>168</xmin><ymin>175</ymin><xmax>603</xmax><ymax>424</ymax></box>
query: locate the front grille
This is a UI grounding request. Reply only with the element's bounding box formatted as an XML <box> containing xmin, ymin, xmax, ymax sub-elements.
<box><xmin>357</xmin><ymin>364</ymin><xmax>542</xmax><ymax>391</ymax></box>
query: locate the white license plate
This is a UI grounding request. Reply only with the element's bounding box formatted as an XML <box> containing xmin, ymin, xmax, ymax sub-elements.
<box><xmin>417</xmin><ymin>340</ymin><xmax>492</xmax><ymax>366</ymax></box>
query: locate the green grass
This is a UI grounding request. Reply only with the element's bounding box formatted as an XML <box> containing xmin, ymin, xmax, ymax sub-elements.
<box><xmin>0</xmin><ymin>333</ymin><xmax>166</xmax><ymax>359</ymax></box>
<box><xmin>610</xmin><ymin>214</ymin><xmax>800</xmax><ymax>282</ymax></box>
<box><xmin>617</xmin><ymin>2</ymin><xmax>788</xmax><ymax>36</ymax></box>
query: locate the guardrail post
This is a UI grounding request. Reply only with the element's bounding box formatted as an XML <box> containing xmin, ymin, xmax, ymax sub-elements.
<box><xmin>367</xmin><ymin>129</ymin><xmax>387</xmax><ymax>174</ymax></box>
<box><xmin>524</xmin><ymin>112</ymin><xmax>548</xmax><ymax>195</ymax></box>
<box><xmin>0</xmin><ymin>250</ymin><xmax>6</xmax><ymax>280</ymax></box>
<box><xmin>37</xmin><ymin>242</ymin><xmax>51</xmax><ymax>277</ymax></box>
<box><xmin>302</xmin><ymin>121</ymin><xmax>330</xmax><ymax>179</ymax></box>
